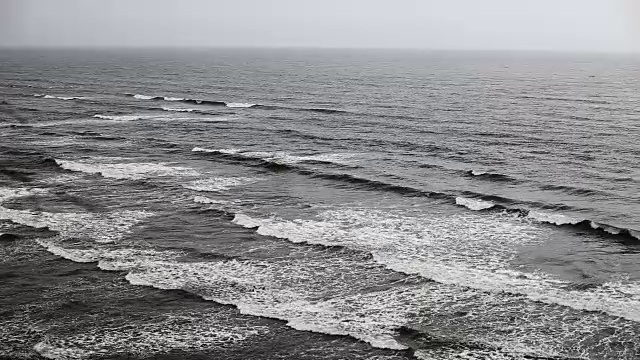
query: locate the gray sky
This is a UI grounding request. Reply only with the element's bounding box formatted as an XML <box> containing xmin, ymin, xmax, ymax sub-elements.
<box><xmin>1</xmin><ymin>0</ymin><xmax>638</xmax><ymax>52</ymax></box>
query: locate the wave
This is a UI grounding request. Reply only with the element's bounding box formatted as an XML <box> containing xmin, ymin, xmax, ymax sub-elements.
<box><xmin>55</xmin><ymin>158</ymin><xmax>198</xmax><ymax>180</ymax></box>
<box><xmin>455</xmin><ymin>196</ymin><xmax>495</xmax><ymax>211</ymax></box>
<box><xmin>0</xmin><ymin>198</ymin><xmax>152</xmax><ymax>244</ymax></box>
<box><xmin>460</xmin><ymin>202</ymin><xmax>640</xmax><ymax>242</ymax></box>
<box><xmin>192</xmin><ymin>147</ymin><xmax>359</xmax><ymax>167</ymax></box>
<box><xmin>516</xmin><ymin>94</ymin><xmax>612</xmax><ymax>105</ymax></box>
<box><xmin>36</xmin><ymin>235</ymin><xmax>640</xmax><ymax>358</ymax></box>
<box><xmin>8</xmin><ymin>182</ymin><xmax>635</xmax><ymax>358</ymax></box>
<box><xmin>34</xmin><ymin>94</ymin><xmax>88</xmax><ymax>101</ymax></box>
<box><xmin>539</xmin><ymin>183</ymin><xmax>607</xmax><ymax>197</ymax></box>
<box><xmin>193</xmin><ymin>195</ymin><xmax>230</xmax><ymax>205</ymax></box>
<box><xmin>133</xmin><ymin>94</ymin><xmax>158</xmax><ymax>100</ymax></box>
<box><xmin>126</xmin><ymin>93</ymin><xmax>355</xmax><ymax>114</ymax></box>
<box><xmin>180</xmin><ymin>99</ymin><xmax>227</xmax><ymax>106</ymax></box>
<box><xmin>230</xmin><ymin>209</ymin><xmax>640</xmax><ymax>327</ymax></box>
<box><xmin>182</xmin><ymin>177</ymin><xmax>263</xmax><ymax>192</ymax></box>
<box><xmin>226</xmin><ymin>102</ymin><xmax>256</xmax><ymax>108</ymax></box>
<box><xmin>161</xmin><ymin>107</ymin><xmax>195</xmax><ymax>113</ymax></box>
<box><xmin>528</xmin><ymin>213</ymin><xmax>640</xmax><ymax>241</ymax></box>
<box><xmin>468</xmin><ymin>171</ymin><xmax>612</xmax><ymax>199</ymax></box>
<box><xmin>465</xmin><ymin>170</ymin><xmax>518</xmax><ymax>183</ymax></box>
<box><xmin>194</xmin><ymin>147</ymin><xmax>640</xmax><ymax>242</ymax></box>
<box><xmin>253</xmin><ymin>104</ymin><xmax>349</xmax><ymax>114</ymax></box>
<box><xmin>127</xmin><ymin>93</ymin><xmax>234</xmax><ymax>107</ymax></box>
<box><xmin>93</xmin><ymin>114</ymin><xmax>152</xmax><ymax>121</ymax></box>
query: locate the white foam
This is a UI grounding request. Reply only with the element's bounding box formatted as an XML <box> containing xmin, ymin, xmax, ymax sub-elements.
<box><xmin>0</xmin><ymin>187</ymin><xmax>47</xmax><ymax>203</ymax></box>
<box><xmin>0</xmin><ymin>203</ymin><xmax>152</xmax><ymax>243</ymax></box>
<box><xmin>41</xmin><ymin>95</ymin><xmax>88</xmax><ymax>101</ymax></box>
<box><xmin>231</xmin><ymin>208</ymin><xmax>640</xmax><ymax>323</ymax></box>
<box><xmin>527</xmin><ymin>210</ymin><xmax>580</xmax><ymax>225</ymax></box>
<box><xmin>93</xmin><ymin>114</ymin><xmax>148</xmax><ymax>121</ymax></box>
<box><xmin>32</xmin><ymin>299</ymin><xmax>268</xmax><ymax>359</ymax></box>
<box><xmin>455</xmin><ymin>196</ymin><xmax>495</xmax><ymax>211</ymax></box>
<box><xmin>193</xmin><ymin>196</ymin><xmax>230</xmax><ymax>205</ymax></box>
<box><xmin>34</xmin><ymin>338</ymin><xmax>94</xmax><ymax>360</ymax></box>
<box><xmin>163</xmin><ymin>96</ymin><xmax>184</xmax><ymax>101</ymax></box>
<box><xmin>192</xmin><ymin>147</ymin><xmax>359</xmax><ymax>166</ymax></box>
<box><xmin>183</xmin><ymin>177</ymin><xmax>262</xmax><ymax>192</ymax></box>
<box><xmin>161</xmin><ymin>107</ymin><xmax>194</xmax><ymax>112</ymax></box>
<box><xmin>36</xmin><ymin>239</ymin><xmax>102</xmax><ymax>263</ymax></box>
<box><xmin>120</xmin><ymin>255</ymin><xmax>413</xmax><ymax>350</ymax></box>
<box><xmin>470</xmin><ymin>169</ymin><xmax>487</xmax><ymax>176</ymax></box>
<box><xmin>29</xmin><ymin>138</ymin><xmax>85</xmax><ymax>147</ymax></box>
<box><xmin>133</xmin><ymin>94</ymin><xmax>155</xmax><ymax>100</ymax></box>
<box><xmin>55</xmin><ymin>158</ymin><xmax>198</xmax><ymax>180</ymax></box>
<box><xmin>116</xmin><ymin>247</ymin><xmax>640</xmax><ymax>357</ymax></box>
<box><xmin>192</xmin><ymin>147</ymin><xmax>242</xmax><ymax>155</ymax></box>
<box><xmin>31</xmin><ymin>228</ymin><xmax>640</xmax><ymax>358</ymax></box>
<box><xmin>232</xmin><ymin>213</ymin><xmax>263</xmax><ymax>228</ymax></box>
<box><xmin>591</xmin><ymin>221</ymin><xmax>624</xmax><ymax>235</ymax></box>
<box><xmin>226</xmin><ymin>102</ymin><xmax>256</xmax><ymax>108</ymax></box>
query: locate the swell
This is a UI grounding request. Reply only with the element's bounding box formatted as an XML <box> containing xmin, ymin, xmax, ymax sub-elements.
<box><xmin>192</xmin><ymin>148</ymin><xmax>640</xmax><ymax>242</ymax></box>
<box><xmin>236</xmin><ymin>125</ymin><xmax>453</xmax><ymax>155</ymax></box>
<box><xmin>464</xmin><ymin>170</ymin><xmax>519</xmax><ymax>183</ymax></box>
<box><xmin>539</xmin><ymin>184</ymin><xmax>609</xmax><ymax>197</ymax></box>
<box><xmin>516</xmin><ymin>94</ymin><xmax>612</xmax><ymax>105</ymax></box>
<box><xmin>253</xmin><ymin>104</ymin><xmax>351</xmax><ymax>115</ymax></box>
<box><xmin>467</xmin><ymin>170</ymin><xmax>614</xmax><ymax>198</ymax></box>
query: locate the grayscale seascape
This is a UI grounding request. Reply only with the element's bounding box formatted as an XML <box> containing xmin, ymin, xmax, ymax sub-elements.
<box><xmin>1</xmin><ymin>48</ymin><xmax>639</xmax><ymax>360</ymax></box>
<box><xmin>2</xmin><ymin>1</ymin><xmax>640</xmax><ymax>359</ymax></box>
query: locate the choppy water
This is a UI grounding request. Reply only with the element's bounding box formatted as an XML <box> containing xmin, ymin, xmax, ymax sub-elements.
<box><xmin>1</xmin><ymin>48</ymin><xmax>639</xmax><ymax>359</ymax></box>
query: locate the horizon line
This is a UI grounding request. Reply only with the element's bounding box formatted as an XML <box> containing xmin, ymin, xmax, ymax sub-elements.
<box><xmin>0</xmin><ymin>44</ymin><xmax>638</xmax><ymax>55</ymax></box>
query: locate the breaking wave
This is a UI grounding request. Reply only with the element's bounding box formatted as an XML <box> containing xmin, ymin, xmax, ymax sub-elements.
<box><xmin>192</xmin><ymin>147</ymin><xmax>360</xmax><ymax>167</ymax></box>
<box><xmin>455</xmin><ymin>196</ymin><xmax>495</xmax><ymax>211</ymax></box>
<box><xmin>466</xmin><ymin>170</ymin><xmax>518</xmax><ymax>183</ymax></box>
<box><xmin>126</xmin><ymin>93</ymin><xmax>354</xmax><ymax>114</ymax></box>
<box><xmin>127</xmin><ymin>93</ymin><xmax>237</xmax><ymax>107</ymax></box>
<box><xmin>230</xmin><ymin>209</ymin><xmax>640</xmax><ymax>325</ymax></box>
<box><xmin>34</xmin><ymin>94</ymin><xmax>88</xmax><ymax>101</ymax></box>
<box><xmin>93</xmin><ymin>114</ymin><xmax>149</xmax><ymax>121</ymax></box>
<box><xmin>182</xmin><ymin>177</ymin><xmax>263</xmax><ymax>192</ymax></box>
<box><xmin>55</xmin><ymin>158</ymin><xmax>198</xmax><ymax>180</ymax></box>
<box><xmin>226</xmin><ymin>103</ymin><xmax>256</xmax><ymax>108</ymax></box>
<box><xmin>193</xmin><ymin>147</ymin><xmax>639</xmax><ymax>241</ymax></box>
<box><xmin>161</xmin><ymin>107</ymin><xmax>195</xmax><ymax>113</ymax></box>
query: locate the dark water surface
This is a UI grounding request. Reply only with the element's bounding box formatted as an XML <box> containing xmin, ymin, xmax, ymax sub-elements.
<box><xmin>1</xmin><ymin>48</ymin><xmax>639</xmax><ymax>359</ymax></box>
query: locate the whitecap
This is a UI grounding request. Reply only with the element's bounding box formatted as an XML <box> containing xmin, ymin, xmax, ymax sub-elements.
<box><xmin>55</xmin><ymin>158</ymin><xmax>198</xmax><ymax>180</ymax></box>
<box><xmin>133</xmin><ymin>94</ymin><xmax>155</xmax><ymax>100</ymax></box>
<box><xmin>192</xmin><ymin>147</ymin><xmax>359</xmax><ymax>166</ymax></box>
<box><xmin>455</xmin><ymin>196</ymin><xmax>495</xmax><ymax>211</ymax></box>
<box><xmin>39</xmin><ymin>95</ymin><xmax>88</xmax><ymax>101</ymax></box>
<box><xmin>93</xmin><ymin>114</ymin><xmax>148</xmax><ymax>121</ymax></box>
<box><xmin>527</xmin><ymin>210</ymin><xmax>580</xmax><ymax>225</ymax></box>
<box><xmin>231</xmin><ymin>208</ymin><xmax>640</xmax><ymax>323</ymax></box>
<box><xmin>183</xmin><ymin>177</ymin><xmax>262</xmax><ymax>192</ymax></box>
<box><xmin>226</xmin><ymin>102</ymin><xmax>256</xmax><ymax>108</ymax></box>
<box><xmin>193</xmin><ymin>196</ymin><xmax>230</xmax><ymax>205</ymax></box>
<box><xmin>192</xmin><ymin>147</ymin><xmax>242</xmax><ymax>154</ymax></box>
<box><xmin>161</xmin><ymin>107</ymin><xmax>194</xmax><ymax>112</ymax></box>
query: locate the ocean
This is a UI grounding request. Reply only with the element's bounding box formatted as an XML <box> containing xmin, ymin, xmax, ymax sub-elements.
<box><xmin>0</xmin><ymin>48</ymin><xmax>639</xmax><ymax>359</ymax></box>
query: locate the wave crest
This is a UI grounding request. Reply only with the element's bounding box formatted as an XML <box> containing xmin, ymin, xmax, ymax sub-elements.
<box><xmin>455</xmin><ymin>197</ymin><xmax>495</xmax><ymax>211</ymax></box>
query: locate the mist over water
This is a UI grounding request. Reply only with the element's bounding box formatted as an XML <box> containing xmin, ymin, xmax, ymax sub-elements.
<box><xmin>1</xmin><ymin>48</ymin><xmax>639</xmax><ymax>359</ymax></box>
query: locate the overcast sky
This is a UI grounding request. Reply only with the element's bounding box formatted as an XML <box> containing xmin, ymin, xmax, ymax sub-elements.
<box><xmin>1</xmin><ymin>0</ymin><xmax>638</xmax><ymax>52</ymax></box>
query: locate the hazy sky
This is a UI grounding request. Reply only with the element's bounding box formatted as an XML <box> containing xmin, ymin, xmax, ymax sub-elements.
<box><xmin>1</xmin><ymin>0</ymin><xmax>639</xmax><ymax>52</ymax></box>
